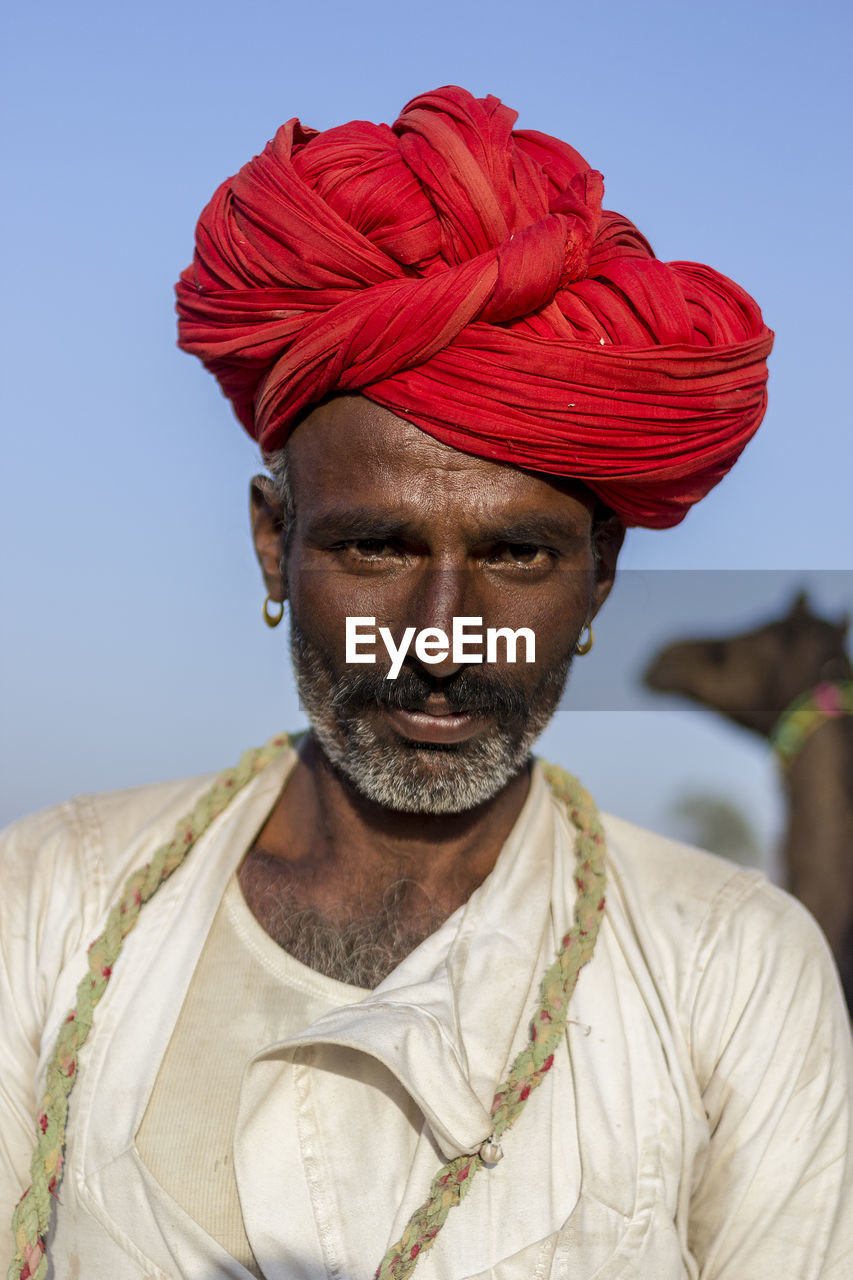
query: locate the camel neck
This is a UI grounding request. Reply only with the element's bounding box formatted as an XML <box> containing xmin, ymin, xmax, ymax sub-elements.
<box><xmin>771</xmin><ymin>680</ymin><xmax>853</xmax><ymax>772</ymax></box>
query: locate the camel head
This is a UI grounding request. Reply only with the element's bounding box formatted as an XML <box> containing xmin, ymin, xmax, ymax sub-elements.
<box><xmin>643</xmin><ymin>591</ymin><xmax>851</xmax><ymax>737</ymax></box>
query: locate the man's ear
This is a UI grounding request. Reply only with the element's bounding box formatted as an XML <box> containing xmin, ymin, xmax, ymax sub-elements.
<box><xmin>250</xmin><ymin>476</ymin><xmax>287</xmax><ymax>602</ymax></box>
<box><xmin>590</xmin><ymin>516</ymin><xmax>625</xmax><ymax>619</ymax></box>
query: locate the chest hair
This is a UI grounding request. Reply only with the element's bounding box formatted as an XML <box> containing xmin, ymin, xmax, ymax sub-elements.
<box><xmin>238</xmin><ymin>850</ymin><xmax>457</xmax><ymax>988</ymax></box>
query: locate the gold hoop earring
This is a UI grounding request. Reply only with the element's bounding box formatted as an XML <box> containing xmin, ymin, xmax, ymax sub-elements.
<box><xmin>575</xmin><ymin>623</ymin><xmax>593</xmax><ymax>656</ymax></box>
<box><xmin>263</xmin><ymin>596</ymin><xmax>285</xmax><ymax>629</ymax></box>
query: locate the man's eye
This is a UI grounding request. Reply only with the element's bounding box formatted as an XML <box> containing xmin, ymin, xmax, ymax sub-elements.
<box><xmin>495</xmin><ymin>543</ymin><xmax>552</xmax><ymax>568</ymax></box>
<box><xmin>343</xmin><ymin>539</ymin><xmax>401</xmax><ymax>559</ymax></box>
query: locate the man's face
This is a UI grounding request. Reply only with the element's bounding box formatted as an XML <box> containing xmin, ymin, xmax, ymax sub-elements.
<box><xmin>254</xmin><ymin>396</ymin><xmax>620</xmax><ymax>814</ymax></box>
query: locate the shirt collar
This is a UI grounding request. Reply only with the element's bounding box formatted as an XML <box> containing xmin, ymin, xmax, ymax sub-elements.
<box><xmin>248</xmin><ymin>761</ymin><xmax>569</xmax><ymax>1158</ymax></box>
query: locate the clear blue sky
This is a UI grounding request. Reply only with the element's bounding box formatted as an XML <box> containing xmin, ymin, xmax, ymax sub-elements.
<box><xmin>2</xmin><ymin>0</ymin><xmax>851</xmax><ymax>864</ymax></box>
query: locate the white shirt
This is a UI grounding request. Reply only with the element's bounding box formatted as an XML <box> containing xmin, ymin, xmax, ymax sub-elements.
<box><xmin>1</xmin><ymin>747</ymin><xmax>851</xmax><ymax>1278</ymax></box>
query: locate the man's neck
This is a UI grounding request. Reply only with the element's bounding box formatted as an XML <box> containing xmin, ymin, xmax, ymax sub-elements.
<box><xmin>237</xmin><ymin>734</ymin><xmax>532</xmax><ymax>984</ymax></box>
<box><xmin>254</xmin><ymin>734</ymin><xmax>530</xmax><ymax>909</ymax></box>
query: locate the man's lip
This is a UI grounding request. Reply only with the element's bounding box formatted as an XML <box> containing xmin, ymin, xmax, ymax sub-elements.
<box><xmin>381</xmin><ymin>705</ymin><xmax>486</xmax><ymax>745</ymax></box>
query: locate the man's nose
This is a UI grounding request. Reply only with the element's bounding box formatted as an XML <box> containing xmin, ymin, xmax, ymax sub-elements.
<box><xmin>406</xmin><ymin>566</ymin><xmax>479</xmax><ymax>679</ymax></box>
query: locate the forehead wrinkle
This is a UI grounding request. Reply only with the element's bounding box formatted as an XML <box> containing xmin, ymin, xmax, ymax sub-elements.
<box><xmin>297</xmin><ymin>448</ymin><xmax>595</xmax><ymax>547</ymax></box>
<box><xmin>287</xmin><ymin>395</ymin><xmax>595</xmax><ymax>532</ymax></box>
<box><xmin>383</xmin><ymin>454</ymin><xmax>593</xmax><ymax>535</ymax></box>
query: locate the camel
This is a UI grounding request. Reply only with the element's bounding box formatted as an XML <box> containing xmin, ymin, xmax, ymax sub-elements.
<box><xmin>644</xmin><ymin>592</ymin><xmax>853</xmax><ymax>1012</ymax></box>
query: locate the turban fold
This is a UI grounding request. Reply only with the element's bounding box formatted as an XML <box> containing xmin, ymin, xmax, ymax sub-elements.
<box><xmin>176</xmin><ymin>86</ymin><xmax>773</xmax><ymax>528</ymax></box>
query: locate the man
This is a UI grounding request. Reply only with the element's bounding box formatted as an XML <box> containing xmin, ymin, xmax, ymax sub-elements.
<box><xmin>2</xmin><ymin>87</ymin><xmax>850</xmax><ymax>1279</ymax></box>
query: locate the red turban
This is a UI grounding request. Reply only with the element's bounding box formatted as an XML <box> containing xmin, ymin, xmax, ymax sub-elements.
<box><xmin>176</xmin><ymin>86</ymin><xmax>773</xmax><ymax>528</ymax></box>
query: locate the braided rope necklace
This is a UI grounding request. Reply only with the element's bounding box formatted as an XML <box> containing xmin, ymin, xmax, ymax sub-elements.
<box><xmin>375</xmin><ymin>758</ymin><xmax>605</xmax><ymax>1279</ymax></box>
<box><xmin>8</xmin><ymin>737</ymin><xmax>605</xmax><ymax>1280</ymax></box>
<box><xmin>770</xmin><ymin>680</ymin><xmax>853</xmax><ymax>771</ymax></box>
<box><xmin>8</xmin><ymin>734</ymin><xmax>291</xmax><ymax>1280</ymax></box>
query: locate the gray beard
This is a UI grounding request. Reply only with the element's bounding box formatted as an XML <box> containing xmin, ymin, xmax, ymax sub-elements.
<box><xmin>289</xmin><ymin>616</ymin><xmax>572</xmax><ymax>815</ymax></box>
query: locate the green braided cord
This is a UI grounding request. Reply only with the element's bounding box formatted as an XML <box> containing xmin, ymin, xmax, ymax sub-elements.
<box><xmin>8</xmin><ymin>741</ymin><xmax>602</xmax><ymax>1280</ymax></box>
<box><xmin>7</xmin><ymin>733</ymin><xmax>292</xmax><ymax>1280</ymax></box>
<box><xmin>770</xmin><ymin>680</ymin><xmax>853</xmax><ymax>771</ymax></box>
<box><xmin>374</xmin><ymin>760</ymin><xmax>606</xmax><ymax>1280</ymax></box>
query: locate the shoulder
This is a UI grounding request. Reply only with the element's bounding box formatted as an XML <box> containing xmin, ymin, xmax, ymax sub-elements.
<box><xmin>599</xmin><ymin>807</ymin><xmax>813</xmax><ymax>953</ymax></box>
<box><xmin>601</xmin><ymin>809</ymin><xmax>762</xmax><ymax>908</ymax></box>
<box><xmin>597</xmin><ymin>811</ymin><xmax>849</xmax><ymax>1081</ymax></box>
<box><xmin>0</xmin><ymin>773</ymin><xmax>219</xmax><ymax>981</ymax></box>
<box><xmin>0</xmin><ymin>773</ymin><xmax>220</xmax><ymax>879</ymax></box>
<box><xmin>599</xmin><ymin>807</ymin><xmax>834</xmax><ymax>974</ymax></box>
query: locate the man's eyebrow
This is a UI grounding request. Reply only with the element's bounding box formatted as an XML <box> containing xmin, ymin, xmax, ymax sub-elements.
<box><xmin>304</xmin><ymin>508</ymin><xmax>420</xmax><ymax>540</ymax></box>
<box><xmin>481</xmin><ymin>515</ymin><xmax>588</xmax><ymax>545</ymax></box>
<box><xmin>305</xmin><ymin>508</ymin><xmax>587</xmax><ymax>546</ymax></box>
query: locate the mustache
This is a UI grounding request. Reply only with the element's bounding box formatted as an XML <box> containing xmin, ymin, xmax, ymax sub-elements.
<box><xmin>330</xmin><ymin>664</ymin><xmax>536</xmax><ymax>726</ymax></box>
